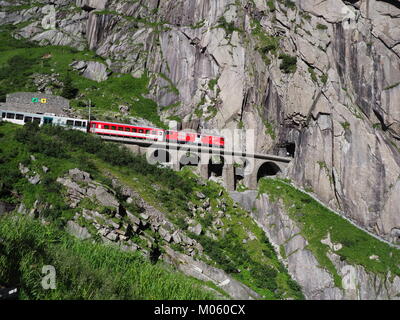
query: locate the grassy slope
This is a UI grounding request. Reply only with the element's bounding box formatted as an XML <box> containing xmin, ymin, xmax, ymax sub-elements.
<box><xmin>0</xmin><ymin>122</ymin><xmax>303</xmax><ymax>299</ymax></box>
<box><xmin>259</xmin><ymin>178</ymin><xmax>400</xmax><ymax>287</ymax></box>
<box><xmin>0</xmin><ymin>215</ymin><xmax>215</xmax><ymax>300</ymax></box>
<box><xmin>0</xmin><ymin>122</ymin><xmax>216</xmax><ymax>299</ymax></box>
<box><xmin>0</xmin><ymin>24</ymin><xmax>163</xmax><ymax>127</ymax></box>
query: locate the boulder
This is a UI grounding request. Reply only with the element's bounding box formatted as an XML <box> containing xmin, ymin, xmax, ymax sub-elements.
<box><xmin>119</xmin><ymin>105</ymin><xmax>130</xmax><ymax>115</ymax></box>
<box><xmin>172</xmin><ymin>231</ymin><xmax>182</xmax><ymax>243</ymax></box>
<box><xmin>126</xmin><ymin>211</ymin><xmax>141</xmax><ymax>225</ymax></box>
<box><xmin>105</xmin><ymin>231</ymin><xmax>118</xmax><ymax>241</ymax></box>
<box><xmin>28</xmin><ymin>174</ymin><xmax>41</xmax><ymax>185</ymax></box>
<box><xmin>188</xmin><ymin>223</ymin><xmax>202</xmax><ymax>236</ymax></box>
<box><xmin>66</xmin><ymin>221</ymin><xmax>91</xmax><ymax>240</ymax></box>
<box><xmin>70</xmin><ymin>60</ymin><xmax>87</xmax><ymax>70</ymax></box>
<box><xmin>68</xmin><ymin>168</ymin><xmax>91</xmax><ymax>182</ymax></box>
<box><xmin>94</xmin><ymin>186</ymin><xmax>119</xmax><ymax>208</ymax></box>
<box><xmin>159</xmin><ymin>227</ymin><xmax>172</xmax><ymax>242</ymax></box>
<box><xmin>82</xmin><ymin>61</ymin><xmax>109</xmax><ymax>82</ymax></box>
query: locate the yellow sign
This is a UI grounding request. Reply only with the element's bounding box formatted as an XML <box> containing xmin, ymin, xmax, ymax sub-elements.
<box><xmin>41</xmin><ymin>98</ymin><xmax>47</xmax><ymax>103</ymax></box>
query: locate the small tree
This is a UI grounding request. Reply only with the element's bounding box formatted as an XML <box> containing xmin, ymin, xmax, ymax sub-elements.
<box><xmin>61</xmin><ymin>74</ymin><xmax>78</xmax><ymax>99</ymax></box>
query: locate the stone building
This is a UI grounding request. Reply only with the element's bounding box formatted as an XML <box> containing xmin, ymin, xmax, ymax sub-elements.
<box><xmin>0</xmin><ymin>92</ymin><xmax>72</xmax><ymax>116</ymax></box>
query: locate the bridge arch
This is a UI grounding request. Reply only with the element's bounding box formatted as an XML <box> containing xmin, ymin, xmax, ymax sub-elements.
<box><xmin>233</xmin><ymin>158</ymin><xmax>248</xmax><ymax>190</ymax></box>
<box><xmin>208</xmin><ymin>155</ymin><xmax>225</xmax><ymax>178</ymax></box>
<box><xmin>257</xmin><ymin>161</ymin><xmax>281</xmax><ymax>182</ymax></box>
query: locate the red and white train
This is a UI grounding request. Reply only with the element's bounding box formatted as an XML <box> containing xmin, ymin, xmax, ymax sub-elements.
<box><xmin>0</xmin><ymin>110</ymin><xmax>225</xmax><ymax>148</ymax></box>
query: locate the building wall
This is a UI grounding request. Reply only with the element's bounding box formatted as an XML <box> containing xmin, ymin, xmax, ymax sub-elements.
<box><xmin>0</xmin><ymin>92</ymin><xmax>71</xmax><ymax>116</ymax></box>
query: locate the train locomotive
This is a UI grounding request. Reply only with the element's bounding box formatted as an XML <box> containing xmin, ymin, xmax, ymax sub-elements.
<box><xmin>0</xmin><ymin>110</ymin><xmax>225</xmax><ymax>148</ymax></box>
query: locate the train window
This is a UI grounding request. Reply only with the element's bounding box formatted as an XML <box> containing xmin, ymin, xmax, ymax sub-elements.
<box><xmin>66</xmin><ymin>120</ymin><xmax>74</xmax><ymax>126</ymax></box>
<box><xmin>125</xmin><ymin>127</ymin><xmax>131</xmax><ymax>132</ymax></box>
<box><xmin>166</xmin><ymin>131</ymin><xmax>171</xmax><ymax>135</ymax></box>
<box><xmin>151</xmin><ymin>130</ymin><xmax>156</xmax><ymax>135</ymax></box>
<box><xmin>118</xmin><ymin>127</ymin><xmax>123</xmax><ymax>131</ymax></box>
<box><xmin>75</xmin><ymin>121</ymin><xmax>82</xmax><ymax>127</ymax></box>
<box><xmin>6</xmin><ymin>113</ymin><xmax>15</xmax><ymax>119</ymax></box>
<box><xmin>82</xmin><ymin>122</ymin><xmax>87</xmax><ymax>127</ymax></box>
<box><xmin>111</xmin><ymin>126</ymin><xmax>116</xmax><ymax>130</ymax></box>
<box><xmin>139</xmin><ymin>129</ymin><xmax>144</xmax><ymax>133</ymax></box>
<box><xmin>132</xmin><ymin>128</ymin><xmax>137</xmax><ymax>133</ymax></box>
<box><xmin>92</xmin><ymin>123</ymin><xmax>96</xmax><ymax>128</ymax></box>
<box><xmin>1</xmin><ymin>112</ymin><xmax>5</xmax><ymax>118</ymax></box>
<box><xmin>16</xmin><ymin>114</ymin><xmax>24</xmax><ymax>120</ymax></box>
<box><xmin>24</xmin><ymin>116</ymin><xmax>32</xmax><ymax>123</ymax></box>
<box><xmin>104</xmin><ymin>125</ymin><xmax>109</xmax><ymax>129</ymax></box>
<box><xmin>33</xmin><ymin>118</ymin><xmax>41</xmax><ymax>123</ymax></box>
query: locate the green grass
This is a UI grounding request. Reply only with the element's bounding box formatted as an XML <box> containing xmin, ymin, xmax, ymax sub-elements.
<box><xmin>263</xmin><ymin>120</ymin><xmax>276</xmax><ymax>139</ymax></box>
<box><xmin>0</xmin><ymin>24</ymin><xmax>163</xmax><ymax>127</ymax></box>
<box><xmin>308</xmin><ymin>67</ymin><xmax>318</xmax><ymax>83</ymax></box>
<box><xmin>251</xmin><ymin>19</ymin><xmax>280</xmax><ymax>64</ymax></box>
<box><xmin>259</xmin><ymin>178</ymin><xmax>400</xmax><ymax>287</ymax></box>
<box><xmin>340</xmin><ymin>121</ymin><xmax>350</xmax><ymax>130</ymax></box>
<box><xmin>0</xmin><ymin>214</ymin><xmax>215</xmax><ymax>299</ymax></box>
<box><xmin>279</xmin><ymin>54</ymin><xmax>297</xmax><ymax>74</ymax></box>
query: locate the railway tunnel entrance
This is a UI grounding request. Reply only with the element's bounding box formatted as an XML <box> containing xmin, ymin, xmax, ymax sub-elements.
<box><xmin>257</xmin><ymin>161</ymin><xmax>281</xmax><ymax>183</ymax></box>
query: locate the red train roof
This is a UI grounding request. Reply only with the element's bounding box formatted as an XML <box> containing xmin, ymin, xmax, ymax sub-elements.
<box><xmin>90</xmin><ymin>120</ymin><xmax>162</xmax><ymax>131</ymax></box>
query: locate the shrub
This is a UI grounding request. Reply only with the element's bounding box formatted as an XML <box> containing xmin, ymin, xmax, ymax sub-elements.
<box><xmin>61</xmin><ymin>73</ymin><xmax>78</xmax><ymax>99</ymax></box>
<box><xmin>279</xmin><ymin>54</ymin><xmax>297</xmax><ymax>73</ymax></box>
<box><xmin>250</xmin><ymin>265</ymin><xmax>278</xmax><ymax>291</ymax></box>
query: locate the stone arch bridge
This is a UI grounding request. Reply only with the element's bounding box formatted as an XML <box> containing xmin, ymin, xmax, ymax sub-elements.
<box><xmin>100</xmin><ymin>136</ymin><xmax>292</xmax><ymax>191</ymax></box>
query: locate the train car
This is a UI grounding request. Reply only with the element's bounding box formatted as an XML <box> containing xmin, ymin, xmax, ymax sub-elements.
<box><xmin>165</xmin><ymin>130</ymin><xmax>224</xmax><ymax>148</ymax></box>
<box><xmin>165</xmin><ymin>130</ymin><xmax>193</xmax><ymax>144</ymax></box>
<box><xmin>201</xmin><ymin>134</ymin><xmax>225</xmax><ymax>148</ymax></box>
<box><xmin>0</xmin><ymin>110</ymin><xmax>88</xmax><ymax>132</ymax></box>
<box><xmin>89</xmin><ymin>120</ymin><xmax>164</xmax><ymax>141</ymax></box>
<box><xmin>0</xmin><ymin>108</ymin><xmax>225</xmax><ymax>148</ymax></box>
